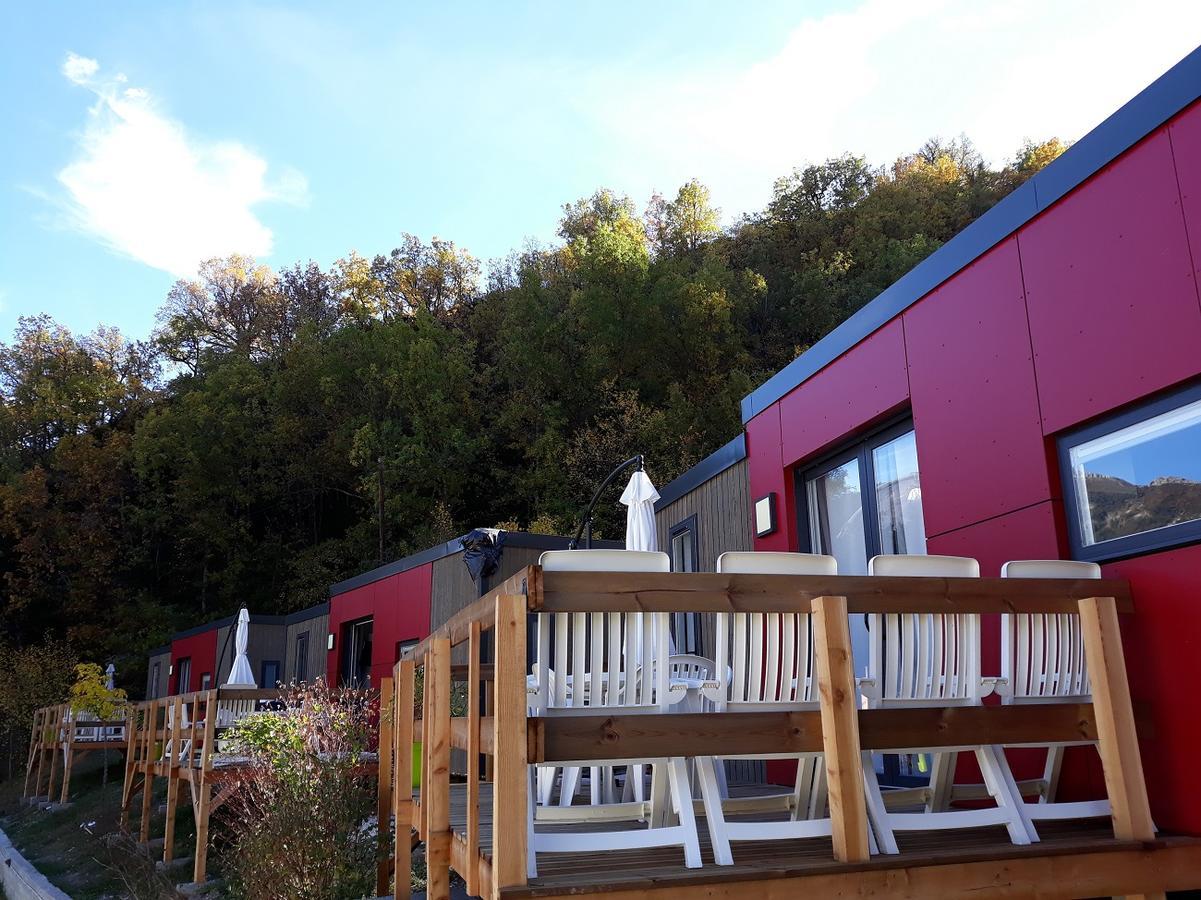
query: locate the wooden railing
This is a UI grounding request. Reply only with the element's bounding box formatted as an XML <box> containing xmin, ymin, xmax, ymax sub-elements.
<box><xmin>379</xmin><ymin>565</ymin><xmax>1153</xmax><ymax>900</ymax></box>
<box><xmin>23</xmin><ymin>702</ymin><xmax>129</xmax><ymax>805</ymax></box>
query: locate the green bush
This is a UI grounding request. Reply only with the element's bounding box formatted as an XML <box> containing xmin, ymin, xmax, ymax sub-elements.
<box><xmin>218</xmin><ymin>681</ymin><xmax>378</xmax><ymax>900</ymax></box>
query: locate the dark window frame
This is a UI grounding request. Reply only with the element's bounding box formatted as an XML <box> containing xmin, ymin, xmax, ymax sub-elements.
<box><xmin>668</xmin><ymin>514</ymin><xmax>699</xmax><ymax>573</ymax></box>
<box><xmin>1059</xmin><ymin>379</ymin><xmax>1201</xmax><ymax>563</ymax></box>
<box><xmin>176</xmin><ymin>657</ymin><xmax>191</xmax><ymax>694</ymax></box>
<box><xmin>150</xmin><ymin>661</ymin><xmax>161</xmax><ymax>699</ymax></box>
<box><xmin>796</xmin><ymin>415</ymin><xmax>917</xmax><ymax>560</ymax></box>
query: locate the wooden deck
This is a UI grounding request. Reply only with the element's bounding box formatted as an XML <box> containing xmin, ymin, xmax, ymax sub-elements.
<box><xmin>441</xmin><ymin>782</ymin><xmax>1201</xmax><ymax>898</ymax></box>
<box><xmin>378</xmin><ymin>566</ymin><xmax>1201</xmax><ymax>900</ymax></box>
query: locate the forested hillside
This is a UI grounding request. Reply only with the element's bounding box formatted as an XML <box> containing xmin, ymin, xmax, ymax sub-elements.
<box><xmin>0</xmin><ymin>136</ymin><xmax>1065</xmax><ymax>704</ymax></box>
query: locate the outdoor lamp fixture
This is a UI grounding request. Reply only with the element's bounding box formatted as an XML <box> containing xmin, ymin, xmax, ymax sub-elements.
<box><xmin>569</xmin><ymin>453</ymin><xmax>644</xmax><ymax>549</ymax></box>
<box><xmin>327</xmin><ymin>633</ymin><xmax>336</xmax><ymax>651</ymax></box>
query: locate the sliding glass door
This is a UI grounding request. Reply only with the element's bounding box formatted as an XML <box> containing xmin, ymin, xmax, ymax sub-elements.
<box><xmin>801</xmin><ymin>420</ymin><xmax>927</xmax><ymax>671</ymax></box>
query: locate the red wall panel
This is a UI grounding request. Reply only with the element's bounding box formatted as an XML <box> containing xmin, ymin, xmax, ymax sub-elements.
<box><xmin>1102</xmin><ymin>544</ymin><xmax>1201</xmax><ymax>834</ymax></box>
<box><xmin>1020</xmin><ymin>128</ymin><xmax>1201</xmax><ymax>435</ymax></box>
<box><xmin>905</xmin><ymin>239</ymin><xmax>1052</xmax><ymax>537</ymax></box>
<box><xmin>170</xmin><ymin>629</ymin><xmax>218</xmax><ymax>694</ymax></box>
<box><xmin>745</xmin><ymin>405</ymin><xmax>792</xmax><ymax>552</ymax></box>
<box><xmin>777</xmin><ymin>319</ymin><xmax>909</xmax><ymax>468</ymax></box>
<box><xmin>326</xmin><ymin>563</ymin><xmax>433</xmax><ymax>688</ymax></box>
<box><xmin>1169</xmin><ymin>99</ymin><xmax>1201</xmax><ymax>301</ymax></box>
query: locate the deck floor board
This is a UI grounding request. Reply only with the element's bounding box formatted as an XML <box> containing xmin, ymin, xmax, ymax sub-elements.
<box><xmin>438</xmin><ymin>781</ymin><xmax>1155</xmax><ymax>897</ymax></box>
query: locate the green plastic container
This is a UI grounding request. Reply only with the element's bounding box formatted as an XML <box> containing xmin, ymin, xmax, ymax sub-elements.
<box><xmin>412</xmin><ymin>741</ymin><xmax>422</xmax><ymax>787</ymax></box>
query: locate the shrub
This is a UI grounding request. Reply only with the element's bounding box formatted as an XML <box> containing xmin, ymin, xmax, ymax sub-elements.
<box><xmin>218</xmin><ymin>681</ymin><xmax>379</xmax><ymax>900</ymax></box>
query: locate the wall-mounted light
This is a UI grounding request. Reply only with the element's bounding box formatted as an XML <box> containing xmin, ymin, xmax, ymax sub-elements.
<box><xmin>168</xmin><ymin>664</ymin><xmax>174</xmax><ymax>676</ymax></box>
<box><xmin>327</xmin><ymin>633</ymin><xmax>336</xmax><ymax>651</ymax></box>
<box><xmin>754</xmin><ymin>493</ymin><xmax>778</xmax><ymax>538</ymax></box>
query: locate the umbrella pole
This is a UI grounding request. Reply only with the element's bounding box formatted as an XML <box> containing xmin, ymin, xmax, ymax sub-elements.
<box><xmin>570</xmin><ymin>454</ymin><xmax>644</xmax><ymax>549</ymax></box>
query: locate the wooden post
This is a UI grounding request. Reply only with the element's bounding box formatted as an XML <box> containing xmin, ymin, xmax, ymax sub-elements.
<box><xmin>376</xmin><ymin>676</ymin><xmax>395</xmax><ymax>897</ymax></box>
<box><xmin>22</xmin><ymin>707</ymin><xmax>42</xmax><ymax>799</ymax></box>
<box><xmin>492</xmin><ymin>593</ymin><xmax>529</xmax><ymax>896</ymax></box>
<box><xmin>418</xmin><ymin>654</ymin><xmax>430</xmax><ymax>842</ymax></box>
<box><xmin>813</xmin><ymin>594</ymin><xmax>870</xmax><ymax>863</ymax></box>
<box><xmin>60</xmin><ymin>709</ymin><xmax>77</xmax><ymax>804</ymax></box>
<box><xmin>483</xmin><ymin>679</ymin><xmax>495</xmax><ymax>783</ymax></box>
<box><xmin>427</xmin><ymin>639</ymin><xmax>452</xmax><ymax>900</ymax></box>
<box><xmin>163</xmin><ymin>697</ymin><xmax>182</xmax><ymax>858</ymax></box>
<box><xmin>45</xmin><ymin>705</ymin><xmax>61</xmax><ymax>804</ymax></box>
<box><xmin>394</xmin><ymin>660</ymin><xmax>416</xmax><ymax>900</ymax></box>
<box><xmin>1079</xmin><ymin>597</ymin><xmax>1156</xmax><ymax>843</ymax></box>
<box><xmin>466</xmin><ymin>621</ymin><xmax>482</xmax><ymax>897</ymax></box>
<box><xmin>192</xmin><ymin>691</ymin><xmax>218</xmax><ymax>886</ymax></box>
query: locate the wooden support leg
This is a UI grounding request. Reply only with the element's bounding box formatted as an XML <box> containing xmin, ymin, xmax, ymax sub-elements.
<box><xmin>394</xmin><ymin>659</ymin><xmax>415</xmax><ymax>900</ymax></box>
<box><xmin>1079</xmin><ymin>596</ymin><xmax>1162</xmax><ymax>900</ymax></box>
<box><xmin>192</xmin><ymin>781</ymin><xmax>211</xmax><ymax>886</ymax></box>
<box><xmin>60</xmin><ymin>747</ymin><xmax>74</xmax><ymax>804</ymax></box>
<box><xmin>139</xmin><ymin>770</ymin><xmax>154</xmax><ymax>843</ymax></box>
<box><xmin>376</xmin><ymin>676</ymin><xmax>395</xmax><ymax>898</ymax></box>
<box><xmin>812</xmin><ymin>595</ymin><xmax>870</xmax><ymax>863</ymax></box>
<box><xmin>163</xmin><ymin>773</ymin><xmax>179</xmax><ymax>861</ymax></box>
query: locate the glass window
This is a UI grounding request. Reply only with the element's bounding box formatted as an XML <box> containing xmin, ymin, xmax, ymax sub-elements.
<box><xmin>1061</xmin><ymin>386</ymin><xmax>1201</xmax><ymax>560</ymax></box>
<box><xmin>669</xmin><ymin>515</ymin><xmax>698</xmax><ymax>573</ymax></box>
<box><xmin>294</xmin><ymin>632</ymin><xmax>309</xmax><ymax>683</ymax></box>
<box><xmin>807</xmin><ymin>457</ymin><xmax>868</xmax><ymax>575</ymax></box>
<box><xmin>872</xmin><ymin>430</ymin><xmax>926</xmax><ymax>556</ymax></box>
<box><xmin>176</xmin><ymin>657</ymin><xmax>191</xmax><ymax>695</ymax></box>
<box><xmin>150</xmin><ymin>662</ymin><xmax>160</xmax><ymax>699</ymax></box>
<box><xmin>200</xmin><ymin>672</ymin><xmax>211</xmax><ymax>690</ymax></box>
<box><xmin>261</xmin><ymin>660</ymin><xmax>281</xmax><ymax>688</ymax></box>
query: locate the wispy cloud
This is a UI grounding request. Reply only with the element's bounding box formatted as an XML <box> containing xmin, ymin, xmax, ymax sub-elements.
<box><xmin>581</xmin><ymin>0</ymin><xmax>1201</xmax><ymax>220</ymax></box>
<box><xmin>56</xmin><ymin>52</ymin><xmax>307</xmax><ymax>277</ymax></box>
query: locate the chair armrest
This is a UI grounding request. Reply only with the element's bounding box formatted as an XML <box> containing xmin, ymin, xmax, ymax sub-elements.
<box><xmin>856</xmin><ymin>677</ymin><xmax>880</xmax><ymax>701</ymax></box>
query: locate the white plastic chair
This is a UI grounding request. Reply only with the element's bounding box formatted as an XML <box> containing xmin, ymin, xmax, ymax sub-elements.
<box><xmin>527</xmin><ymin>549</ymin><xmax>700</xmax><ymax>876</ymax></box>
<box><xmin>692</xmin><ymin>551</ymin><xmax>838</xmax><ymax>865</ymax></box>
<box><xmin>859</xmin><ymin>554</ymin><xmax>1035</xmax><ymax>853</ymax></box>
<box><xmin>998</xmin><ymin>559</ymin><xmax>1111</xmax><ymax>824</ymax></box>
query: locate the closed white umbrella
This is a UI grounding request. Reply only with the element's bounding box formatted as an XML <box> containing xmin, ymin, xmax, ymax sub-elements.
<box><xmin>222</xmin><ymin>608</ymin><xmax>257</xmax><ymax>687</ymax></box>
<box><xmin>105</xmin><ymin>663</ymin><xmax>116</xmax><ymax>690</ymax></box>
<box><xmin>620</xmin><ymin>469</ymin><xmax>660</xmax><ymax>552</ymax></box>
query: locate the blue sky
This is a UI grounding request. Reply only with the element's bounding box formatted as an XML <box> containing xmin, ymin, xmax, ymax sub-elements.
<box><xmin>3</xmin><ymin>1</ymin><xmax>1200</xmax><ymax>342</ymax></box>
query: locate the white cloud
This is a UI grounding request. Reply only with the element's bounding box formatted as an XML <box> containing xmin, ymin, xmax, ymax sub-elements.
<box><xmin>62</xmin><ymin>52</ymin><xmax>99</xmax><ymax>85</ymax></box>
<box><xmin>581</xmin><ymin>0</ymin><xmax>1201</xmax><ymax>222</ymax></box>
<box><xmin>56</xmin><ymin>53</ymin><xmax>307</xmax><ymax>277</ymax></box>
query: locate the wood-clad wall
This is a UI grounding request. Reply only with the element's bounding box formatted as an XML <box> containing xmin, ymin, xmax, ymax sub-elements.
<box><xmin>145</xmin><ymin>651</ymin><xmax>170</xmax><ymax>699</ymax></box>
<box><xmin>654</xmin><ymin>459</ymin><xmax>751</xmax><ymax>572</ymax></box>
<box><xmin>285</xmin><ymin>613</ymin><xmax>329</xmax><ymax>683</ymax></box>
<box><xmin>213</xmin><ymin>622</ymin><xmax>288</xmax><ymax>688</ymax></box>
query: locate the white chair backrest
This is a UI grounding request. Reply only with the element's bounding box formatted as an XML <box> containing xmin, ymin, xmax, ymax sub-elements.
<box><xmin>866</xmin><ymin>554</ymin><xmax>983</xmax><ymax>705</ymax></box>
<box><xmin>539</xmin><ymin>549</ymin><xmax>670</xmax><ymax>572</ymax></box>
<box><xmin>1000</xmin><ymin>559</ymin><xmax>1100</xmax><ymax>702</ymax></box>
<box><xmin>668</xmin><ymin>654</ymin><xmax>713</xmax><ymax>681</ymax></box>
<box><xmin>713</xmin><ymin>552</ymin><xmax>837</xmax><ymax>711</ymax></box>
<box><xmin>534</xmin><ymin>550</ymin><xmax>672</xmax><ymax>715</ymax></box>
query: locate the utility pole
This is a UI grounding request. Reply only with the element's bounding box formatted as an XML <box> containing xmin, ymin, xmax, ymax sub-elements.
<box><xmin>377</xmin><ymin>455</ymin><xmax>385</xmax><ymax>564</ymax></box>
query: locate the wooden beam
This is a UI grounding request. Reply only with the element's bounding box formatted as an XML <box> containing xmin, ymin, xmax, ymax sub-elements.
<box><xmin>538</xmin><ymin>571</ymin><xmax>1133</xmax><ymax>615</ymax></box>
<box><xmin>1079</xmin><ymin>596</ymin><xmax>1156</xmax><ymax>844</ymax></box>
<box><xmin>858</xmin><ymin>703</ymin><xmax>1098</xmax><ymax>749</ymax></box>
<box><xmin>394</xmin><ymin>659</ymin><xmax>416</xmax><ymax>900</ymax></box>
<box><xmin>531</xmin><ymin>711</ymin><xmax>824</xmax><ymax>763</ymax></box>
<box><xmin>812</xmin><ymin>594</ymin><xmax>870</xmax><ymax>863</ymax></box>
<box><xmin>493</xmin><ymin>592</ymin><xmax>528</xmax><ymax>896</ymax></box>
<box><xmin>452</xmin><ymin>716</ymin><xmax>496</xmax><ymax>754</ymax></box>
<box><xmin>427</xmin><ymin>639</ymin><xmax>452</xmax><ymax>900</ymax></box>
<box><xmin>527</xmin><ymin>704</ymin><xmax>1096</xmax><ymax>763</ymax></box>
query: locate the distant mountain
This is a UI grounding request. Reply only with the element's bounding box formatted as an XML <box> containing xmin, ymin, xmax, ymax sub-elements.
<box><xmin>1083</xmin><ymin>472</ymin><xmax>1201</xmax><ymax>541</ymax></box>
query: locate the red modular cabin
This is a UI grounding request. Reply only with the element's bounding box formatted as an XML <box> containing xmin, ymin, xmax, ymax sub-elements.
<box><xmin>728</xmin><ymin>45</ymin><xmax>1201</xmax><ymax>833</ymax></box>
<box><xmin>326</xmin><ymin>532</ymin><xmax>611</xmax><ymax>689</ymax></box>
<box><xmin>168</xmin><ymin>625</ymin><xmax>218</xmax><ymax>695</ymax></box>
